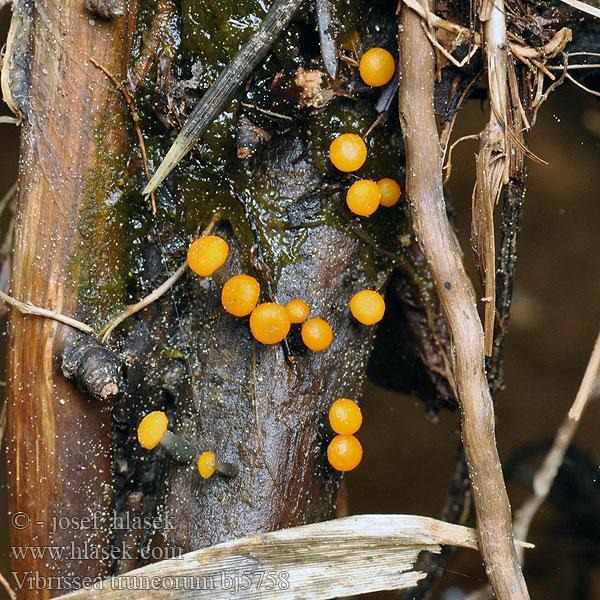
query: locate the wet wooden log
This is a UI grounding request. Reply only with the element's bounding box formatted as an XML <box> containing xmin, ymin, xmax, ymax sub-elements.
<box><xmin>5</xmin><ymin>0</ymin><xmax>137</xmax><ymax>597</ymax></box>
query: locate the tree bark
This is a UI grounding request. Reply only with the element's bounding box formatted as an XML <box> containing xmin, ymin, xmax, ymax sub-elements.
<box><xmin>6</xmin><ymin>0</ymin><xmax>137</xmax><ymax>596</ymax></box>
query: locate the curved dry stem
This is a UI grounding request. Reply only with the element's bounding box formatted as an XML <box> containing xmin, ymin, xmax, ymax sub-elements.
<box><xmin>398</xmin><ymin>2</ymin><xmax>529</xmax><ymax>598</ymax></box>
<box><xmin>513</xmin><ymin>330</ymin><xmax>600</xmax><ymax>557</ymax></box>
<box><xmin>0</xmin><ymin>290</ymin><xmax>94</xmax><ymax>334</ymax></box>
<box><xmin>100</xmin><ymin>260</ymin><xmax>187</xmax><ymax>341</ymax></box>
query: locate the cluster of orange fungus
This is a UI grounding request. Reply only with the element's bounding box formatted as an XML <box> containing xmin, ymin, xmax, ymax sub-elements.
<box><xmin>221</xmin><ymin>274</ymin><xmax>261</xmax><ymax>317</ymax></box>
<box><xmin>350</xmin><ymin>290</ymin><xmax>386</xmax><ymax>325</ymax></box>
<box><xmin>198</xmin><ymin>452</ymin><xmax>217</xmax><ymax>479</ymax></box>
<box><xmin>301</xmin><ymin>318</ymin><xmax>333</xmax><ymax>351</ymax></box>
<box><xmin>250</xmin><ymin>303</ymin><xmax>291</xmax><ymax>344</ymax></box>
<box><xmin>359</xmin><ymin>47</ymin><xmax>396</xmax><ymax>87</ymax></box>
<box><xmin>187</xmin><ymin>235</ymin><xmax>229</xmax><ymax>277</ymax></box>
<box><xmin>137</xmin><ymin>411</ymin><xmax>168</xmax><ymax>449</ymax></box>
<box><xmin>329</xmin><ymin>398</ymin><xmax>362</xmax><ymax>435</ymax></box>
<box><xmin>377</xmin><ymin>178</ymin><xmax>402</xmax><ymax>207</ymax></box>
<box><xmin>327</xmin><ymin>435</ymin><xmax>363</xmax><ymax>472</ymax></box>
<box><xmin>285</xmin><ymin>299</ymin><xmax>310</xmax><ymax>324</ymax></box>
<box><xmin>346</xmin><ymin>179</ymin><xmax>381</xmax><ymax>216</ymax></box>
<box><xmin>329</xmin><ymin>133</ymin><xmax>367</xmax><ymax>172</ymax></box>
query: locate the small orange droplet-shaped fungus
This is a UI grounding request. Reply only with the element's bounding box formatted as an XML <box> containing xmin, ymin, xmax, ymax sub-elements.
<box><xmin>285</xmin><ymin>299</ymin><xmax>310</xmax><ymax>324</ymax></box>
<box><xmin>359</xmin><ymin>47</ymin><xmax>396</xmax><ymax>87</ymax></box>
<box><xmin>329</xmin><ymin>398</ymin><xmax>363</xmax><ymax>435</ymax></box>
<box><xmin>329</xmin><ymin>133</ymin><xmax>367</xmax><ymax>172</ymax></box>
<box><xmin>250</xmin><ymin>303</ymin><xmax>291</xmax><ymax>344</ymax></box>
<box><xmin>350</xmin><ymin>290</ymin><xmax>386</xmax><ymax>325</ymax></box>
<box><xmin>301</xmin><ymin>318</ymin><xmax>333</xmax><ymax>351</ymax></box>
<box><xmin>198</xmin><ymin>451</ymin><xmax>217</xmax><ymax>479</ymax></box>
<box><xmin>346</xmin><ymin>179</ymin><xmax>381</xmax><ymax>216</ymax></box>
<box><xmin>187</xmin><ymin>235</ymin><xmax>229</xmax><ymax>277</ymax></box>
<box><xmin>377</xmin><ymin>178</ymin><xmax>402</xmax><ymax>207</ymax></box>
<box><xmin>327</xmin><ymin>435</ymin><xmax>363</xmax><ymax>471</ymax></box>
<box><xmin>137</xmin><ymin>411</ymin><xmax>168</xmax><ymax>449</ymax></box>
<box><xmin>221</xmin><ymin>274</ymin><xmax>261</xmax><ymax>317</ymax></box>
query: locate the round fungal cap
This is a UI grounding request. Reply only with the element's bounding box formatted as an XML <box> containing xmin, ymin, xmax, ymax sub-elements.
<box><xmin>359</xmin><ymin>47</ymin><xmax>396</xmax><ymax>87</ymax></box>
<box><xmin>329</xmin><ymin>398</ymin><xmax>363</xmax><ymax>435</ymax></box>
<box><xmin>377</xmin><ymin>178</ymin><xmax>402</xmax><ymax>207</ymax></box>
<box><xmin>329</xmin><ymin>133</ymin><xmax>367</xmax><ymax>172</ymax></box>
<box><xmin>301</xmin><ymin>318</ymin><xmax>333</xmax><ymax>351</ymax></box>
<box><xmin>285</xmin><ymin>299</ymin><xmax>310</xmax><ymax>324</ymax></box>
<box><xmin>350</xmin><ymin>290</ymin><xmax>386</xmax><ymax>325</ymax></box>
<box><xmin>221</xmin><ymin>274</ymin><xmax>261</xmax><ymax>317</ymax></box>
<box><xmin>346</xmin><ymin>179</ymin><xmax>381</xmax><ymax>216</ymax></box>
<box><xmin>138</xmin><ymin>411</ymin><xmax>168</xmax><ymax>450</ymax></box>
<box><xmin>327</xmin><ymin>435</ymin><xmax>363</xmax><ymax>471</ymax></box>
<box><xmin>187</xmin><ymin>235</ymin><xmax>230</xmax><ymax>277</ymax></box>
<box><xmin>198</xmin><ymin>452</ymin><xmax>217</xmax><ymax>479</ymax></box>
<box><xmin>250</xmin><ymin>303</ymin><xmax>291</xmax><ymax>344</ymax></box>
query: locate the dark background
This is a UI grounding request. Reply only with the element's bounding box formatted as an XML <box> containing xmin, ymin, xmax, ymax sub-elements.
<box><xmin>0</xmin><ymin>9</ymin><xmax>599</xmax><ymax>599</ymax></box>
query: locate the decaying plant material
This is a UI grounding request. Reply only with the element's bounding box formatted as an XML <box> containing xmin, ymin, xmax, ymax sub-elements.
<box><xmin>2</xmin><ymin>0</ymin><xmax>599</xmax><ymax>597</ymax></box>
<box><xmin>58</xmin><ymin>514</ymin><xmax>533</xmax><ymax>600</ymax></box>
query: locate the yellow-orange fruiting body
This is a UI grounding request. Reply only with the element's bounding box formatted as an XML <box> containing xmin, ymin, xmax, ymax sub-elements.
<box><xmin>377</xmin><ymin>178</ymin><xmax>402</xmax><ymax>207</ymax></box>
<box><xmin>346</xmin><ymin>180</ymin><xmax>380</xmax><ymax>216</ymax></box>
<box><xmin>329</xmin><ymin>399</ymin><xmax>363</xmax><ymax>435</ymax></box>
<box><xmin>221</xmin><ymin>275</ymin><xmax>261</xmax><ymax>317</ymax></box>
<box><xmin>250</xmin><ymin>303</ymin><xmax>291</xmax><ymax>344</ymax></box>
<box><xmin>198</xmin><ymin>452</ymin><xmax>217</xmax><ymax>479</ymax></box>
<box><xmin>187</xmin><ymin>235</ymin><xmax>229</xmax><ymax>276</ymax></box>
<box><xmin>350</xmin><ymin>290</ymin><xmax>386</xmax><ymax>325</ymax></box>
<box><xmin>138</xmin><ymin>411</ymin><xmax>168</xmax><ymax>449</ymax></box>
<box><xmin>285</xmin><ymin>299</ymin><xmax>310</xmax><ymax>324</ymax></box>
<box><xmin>301</xmin><ymin>318</ymin><xmax>333</xmax><ymax>351</ymax></box>
<box><xmin>359</xmin><ymin>47</ymin><xmax>396</xmax><ymax>87</ymax></box>
<box><xmin>327</xmin><ymin>435</ymin><xmax>363</xmax><ymax>471</ymax></box>
<box><xmin>329</xmin><ymin>133</ymin><xmax>367</xmax><ymax>172</ymax></box>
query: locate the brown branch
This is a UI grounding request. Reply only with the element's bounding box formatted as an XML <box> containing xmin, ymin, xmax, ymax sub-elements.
<box><xmin>397</xmin><ymin>2</ymin><xmax>529</xmax><ymax>598</ymax></box>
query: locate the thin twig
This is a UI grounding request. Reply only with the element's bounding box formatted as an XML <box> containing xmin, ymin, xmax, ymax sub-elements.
<box><xmin>143</xmin><ymin>0</ymin><xmax>306</xmax><ymax>195</ymax></box>
<box><xmin>0</xmin><ymin>116</ymin><xmax>18</xmax><ymax>125</ymax></box>
<box><xmin>569</xmin><ymin>330</ymin><xmax>600</xmax><ymax>419</ymax></box>
<box><xmin>398</xmin><ymin>2</ymin><xmax>529</xmax><ymax>598</ymax></box>
<box><xmin>90</xmin><ymin>58</ymin><xmax>157</xmax><ymax>213</ymax></box>
<box><xmin>0</xmin><ymin>290</ymin><xmax>94</xmax><ymax>334</ymax></box>
<box><xmin>100</xmin><ymin>260</ymin><xmax>187</xmax><ymax>341</ymax></box>
<box><xmin>443</xmin><ymin>134</ymin><xmax>480</xmax><ymax>184</ymax></box>
<box><xmin>565</xmin><ymin>72</ymin><xmax>600</xmax><ymax>97</ymax></box>
<box><xmin>100</xmin><ymin>218</ymin><xmax>218</xmax><ymax>341</ymax></box>
<box><xmin>556</xmin><ymin>0</ymin><xmax>600</xmax><ymax>19</ymax></box>
<box><xmin>467</xmin><ymin>330</ymin><xmax>600</xmax><ymax>600</ymax></box>
<box><xmin>0</xmin><ymin>571</ymin><xmax>15</xmax><ymax>600</ymax></box>
<box><xmin>512</xmin><ymin>330</ymin><xmax>600</xmax><ymax>560</ymax></box>
<box><xmin>0</xmin><ymin>181</ymin><xmax>17</xmax><ymax>215</ymax></box>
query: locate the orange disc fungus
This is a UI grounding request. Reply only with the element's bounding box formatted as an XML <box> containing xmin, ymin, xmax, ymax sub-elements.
<box><xmin>221</xmin><ymin>274</ymin><xmax>261</xmax><ymax>317</ymax></box>
<box><xmin>377</xmin><ymin>178</ymin><xmax>402</xmax><ymax>207</ymax></box>
<box><xmin>359</xmin><ymin>47</ymin><xmax>396</xmax><ymax>87</ymax></box>
<box><xmin>350</xmin><ymin>290</ymin><xmax>386</xmax><ymax>325</ymax></box>
<box><xmin>329</xmin><ymin>133</ymin><xmax>367</xmax><ymax>172</ymax></box>
<box><xmin>198</xmin><ymin>452</ymin><xmax>217</xmax><ymax>479</ymax></box>
<box><xmin>329</xmin><ymin>398</ymin><xmax>363</xmax><ymax>435</ymax></box>
<box><xmin>301</xmin><ymin>318</ymin><xmax>333</xmax><ymax>351</ymax></box>
<box><xmin>137</xmin><ymin>411</ymin><xmax>195</xmax><ymax>463</ymax></box>
<box><xmin>187</xmin><ymin>235</ymin><xmax>229</xmax><ymax>276</ymax></box>
<box><xmin>250</xmin><ymin>303</ymin><xmax>291</xmax><ymax>344</ymax></box>
<box><xmin>137</xmin><ymin>411</ymin><xmax>168</xmax><ymax>449</ymax></box>
<box><xmin>346</xmin><ymin>180</ymin><xmax>381</xmax><ymax>216</ymax></box>
<box><xmin>285</xmin><ymin>299</ymin><xmax>310</xmax><ymax>324</ymax></box>
<box><xmin>327</xmin><ymin>435</ymin><xmax>363</xmax><ymax>471</ymax></box>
